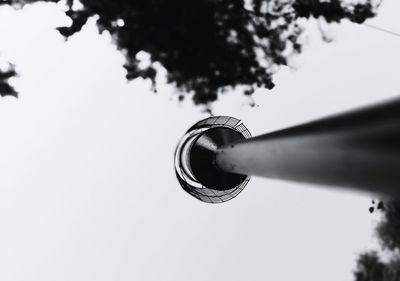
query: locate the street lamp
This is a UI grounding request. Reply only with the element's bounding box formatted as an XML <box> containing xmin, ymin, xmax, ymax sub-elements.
<box><xmin>175</xmin><ymin>98</ymin><xmax>400</xmax><ymax>203</ymax></box>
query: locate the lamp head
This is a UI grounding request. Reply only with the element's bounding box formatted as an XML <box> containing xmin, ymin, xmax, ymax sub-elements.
<box><xmin>174</xmin><ymin>116</ymin><xmax>251</xmax><ymax>203</ymax></box>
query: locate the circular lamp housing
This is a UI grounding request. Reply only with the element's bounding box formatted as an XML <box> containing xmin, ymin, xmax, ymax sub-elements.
<box><xmin>174</xmin><ymin>116</ymin><xmax>251</xmax><ymax>203</ymax></box>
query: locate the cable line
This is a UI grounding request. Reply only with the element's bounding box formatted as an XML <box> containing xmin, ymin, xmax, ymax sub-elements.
<box><xmin>363</xmin><ymin>23</ymin><xmax>400</xmax><ymax>38</ymax></box>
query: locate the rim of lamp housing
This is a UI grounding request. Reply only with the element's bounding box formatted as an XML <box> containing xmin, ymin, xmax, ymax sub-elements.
<box><xmin>174</xmin><ymin>116</ymin><xmax>251</xmax><ymax>203</ymax></box>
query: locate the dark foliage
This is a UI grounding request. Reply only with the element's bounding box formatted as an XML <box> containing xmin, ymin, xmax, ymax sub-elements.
<box><xmin>354</xmin><ymin>200</ymin><xmax>400</xmax><ymax>281</ymax></box>
<box><xmin>0</xmin><ymin>64</ymin><xmax>17</xmax><ymax>97</ymax></box>
<box><xmin>0</xmin><ymin>0</ymin><xmax>379</xmax><ymax>103</ymax></box>
<box><xmin>354</xmin><ymin>252</ymin><xmax>385</xmax><ymax>281</ymax></box>
<box><xmin>376</xmin><ymin>201</ymin><xmax>400</xmax><ymax>252</ymax></box>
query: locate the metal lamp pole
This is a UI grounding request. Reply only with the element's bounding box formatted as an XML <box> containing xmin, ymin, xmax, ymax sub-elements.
<box><xmin>175</xmin><ymin>98</ymin><xmax>400</xmax><ymax>202</ymax></box>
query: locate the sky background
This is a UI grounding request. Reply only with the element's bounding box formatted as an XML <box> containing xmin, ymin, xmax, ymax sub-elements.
<box><xmin>0</xmin><ymin>1</ymin><xmax>399</xmax><ymax>280</ymax></box>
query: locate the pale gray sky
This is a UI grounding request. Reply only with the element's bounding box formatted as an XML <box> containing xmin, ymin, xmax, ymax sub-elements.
<box><xmin>0</xmin><ymin>1</ymin><xmax>399</xmax><ymax>281</ymax></box>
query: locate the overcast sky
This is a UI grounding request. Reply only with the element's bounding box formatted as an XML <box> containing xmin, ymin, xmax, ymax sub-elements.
<box><xmin>0</xmin><ymin>1</ymin><xmax>399</xmax><ymax>281</ymax></box>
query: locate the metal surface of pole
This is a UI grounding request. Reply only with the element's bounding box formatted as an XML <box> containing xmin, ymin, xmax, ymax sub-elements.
<box><xmin>215</xmin><ymin>98</ymin><xmax>400</xmax><ymax>198</ymax></box>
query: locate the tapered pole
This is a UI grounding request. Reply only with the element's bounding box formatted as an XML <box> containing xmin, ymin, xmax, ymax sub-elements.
<box><xmin>215</xmin><ymin>98</ymin><xmax>400</xmax><ymax>198</ymax></box>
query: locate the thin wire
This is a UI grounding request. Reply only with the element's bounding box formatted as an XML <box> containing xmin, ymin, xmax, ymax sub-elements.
<box><xmin>363</xmin><ymin>23</ymin><xmax>400</xmax><ymax>38</ymax></box>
